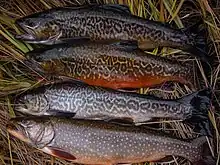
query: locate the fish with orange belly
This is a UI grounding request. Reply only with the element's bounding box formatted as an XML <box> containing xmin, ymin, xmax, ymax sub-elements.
<box><xmin>26</xmin><ymin>42</ymin><xmax>194</xmax><ymax>90</ymax></box>
<box><xmin>7</xmin><ymin>116</ymin><xmax>215</xmax><ymax>165</ymax></box>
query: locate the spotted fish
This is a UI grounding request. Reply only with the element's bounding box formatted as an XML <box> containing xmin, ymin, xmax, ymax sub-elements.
<box><xmin>15</xmin><ymin>4</ymin><xmax>208</xmax><ymax>61</ymax></box>
<box><xmin>13</xmin><ymin>82</ymin><xmax>212</xmax><ymax>135</ymax></box>
<box><xmin>26</xmin><ymin>42</ymin><xmax>194</xmax><ymax>89</ymax></box>
<box><xmin>6</xmin><ymin>116</ymin><xmax>213</xmax><ymax>164</ymax></box>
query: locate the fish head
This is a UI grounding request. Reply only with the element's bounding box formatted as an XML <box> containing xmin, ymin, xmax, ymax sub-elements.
<box><xmin>14</xmin><ymin>93</ymin><xmax>49</xmax><ymax>116</ymax></box>
<box><xmin>15</xmin><ymin>14</ymin><xmax>62</xmax><ymax>44</ymax></box>
<box><xmin>7</xmin><ymin>117</ymin><xmax>55</xmax><ymax>148</ymax></box>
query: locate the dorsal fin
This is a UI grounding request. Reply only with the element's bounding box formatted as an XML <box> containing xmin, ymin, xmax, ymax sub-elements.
<box><xmin>54</xmin><ymin>4</ymin><xmax>132</xmax><ymax>15</ymax></box>
<box><xmin>92</xmin><ymin>4</ymin><xmax>132</xmax><ymax>15</ymax></box>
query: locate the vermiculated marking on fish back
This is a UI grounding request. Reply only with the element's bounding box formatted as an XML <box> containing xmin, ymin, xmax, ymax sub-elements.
<box><xmin>53</xmin><ymin>11</ymin><xmax>190</xmax><ymax>47</ymax></box>
<box><xmin>14</xmin><ymin>82</ymin><xmax>209</xmax><ymax>126</ymax></box>
<box><xmin>15</xmin><ymin>5</ymin><xmax>208</xmax><ymax>61</ymax></box>
<box><xmin>7</xmin><ymin>117</ymin><xmax>207</xmax><ymax>164</ymax></box>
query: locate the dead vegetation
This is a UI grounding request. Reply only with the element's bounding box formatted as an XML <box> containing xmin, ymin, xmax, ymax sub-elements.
<box><xmin>0</xmin><ymin>0</ymin><xmax>219</xmax><ymax>164</ymax></box>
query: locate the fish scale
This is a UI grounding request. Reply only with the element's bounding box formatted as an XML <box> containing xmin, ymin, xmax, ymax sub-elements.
<box><xmin>7</xmin><ymin>117</ymin><xmax>206</xmax><ymax>164</ymax></box>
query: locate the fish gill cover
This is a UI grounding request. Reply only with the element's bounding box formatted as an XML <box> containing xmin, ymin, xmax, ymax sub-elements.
<box><xmin>0</xmin><ymin>0</ymin><xmax>219</xmax><ymax>165</ymax></box>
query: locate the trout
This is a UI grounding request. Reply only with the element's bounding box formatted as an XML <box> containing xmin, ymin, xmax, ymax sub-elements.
<box><xmin>26</xmin><ymin>42</ymin><xmax>194</xmax><ymax>89</ymax></box>
<box><xmin>13</xmin><ymin>82</ymin><xmax>211</xmax><ymax>135</ymax></box>
<box><xmin>6</xmin><ymin>116</ymin><xmax>212</xmax><ymax>164</ymax></box>
<box><xmin>15</xmin><ymin>4</ymin><xmax>207</xmax><ymax>61</ymax></box>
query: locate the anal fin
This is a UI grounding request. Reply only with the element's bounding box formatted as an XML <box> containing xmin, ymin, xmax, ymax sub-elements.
<box><xmin>138</xmin><ymin>40</ymin><xmax>157</xmax><ymax>50</ymax></box>
<box><xmin>105</xmin><ymin>117</ymin><xmax>134</xmax><ymax>125</ymax></box>
<box><xmin>146</xmin><ymin>154</ymin><xmax>166</xmax><ymax>162</ymax></box>
<box><xmin>46</xmin><ymin>110</ymin><xmax>76</xmax><ymax>118</ymax></box>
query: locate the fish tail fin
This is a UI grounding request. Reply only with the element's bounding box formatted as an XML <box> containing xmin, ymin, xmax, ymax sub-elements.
<box><xmin>183</xmin><ymin>20</ymin><xmax>211</xmax><ymax>64</ymax></box>
<box><xmin>187</xmin><ymin>34</ymin><xmax>209</xmax><ymax>62</ymax></box>
<box><xmin>193</xmin><ymin>156</ymin><xmax>216</xmax><ymax>165</ymax></box>
<box><xmin>179</xmin><ymin>88</ymin><xmax>213</xmax><ymax>137</ymax></box>
<box><xmin>192</xmin><ymin>137</ymin><xmax>216</xmax><ymax>165</ymax></box>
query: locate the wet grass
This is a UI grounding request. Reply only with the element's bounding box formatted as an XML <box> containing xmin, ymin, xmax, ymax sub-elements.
<box><xmin>0</xmin><ymin>0</ymin><xmax>219</xmax><ymax>164</ymax></box>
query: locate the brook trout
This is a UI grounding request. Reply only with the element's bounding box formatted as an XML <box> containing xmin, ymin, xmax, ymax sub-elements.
<box><xmin>13</xmin><ymin>82</ymin><xmax>211</xmax><ymax>135</ymax></box>
<box><xmin>7</xmin><ymin>116</ymin><xmax>211</xmax><ymax>164</ymax></box>
<box><xmin>26</xmin><ymin>42</ymin><xmax>194</xmax><ymax>89</ymax></box>
<box><xmin>15</xmin><ymin>4</ymin><xmax>207</xmax><ymax>61</ymax></box>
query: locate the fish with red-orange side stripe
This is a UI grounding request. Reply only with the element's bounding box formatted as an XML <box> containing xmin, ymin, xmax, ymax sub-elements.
<box><xmin>26</xmin><ymin>42</ymin><xmax>194</xmax><ymax>90</ymax></box>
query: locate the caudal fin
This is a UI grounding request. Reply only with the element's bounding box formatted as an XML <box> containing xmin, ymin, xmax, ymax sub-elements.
<box><xmin>191</xmin><ymin>136</ymin><xmax>216</xmax><ymax>165</ymax></box>
<box><xmin>186</xmin><ymin>35</ymin><xmax>209</xmax><ymax>63</ymax></box>
<box><xmin>193</xmin><ymin>157</ymin><xmax>216</xmax><ymax>165</ymax></box>
<box><xmin>183</xmin><ymin>20</ymin><xmax>211</xmax><ymax>64</ymax></box>
<box><xmin>178</xmin><ymin>88</ymin><xmax>213</xmax><ymax>137</ymax></box>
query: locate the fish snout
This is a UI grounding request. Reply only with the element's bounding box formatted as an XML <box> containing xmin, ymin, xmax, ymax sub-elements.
<box><xmin>15</xmin><ymin>33</ymin><xmax>36</xmax><ymax>41</ymax></box>
<box><xmin>15</xmin><ymin>20</ymin><xmax>37</xmax><ymax>41</ymax></box>
<box><xmin>6</xmin><ymin>120</ymin><xmax>31</xmax><ymax>143</ymax></box>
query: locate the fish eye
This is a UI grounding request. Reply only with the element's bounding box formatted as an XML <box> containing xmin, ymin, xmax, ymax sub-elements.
<box><xmin>28</xmin><ymin>22</ymin><xmax>35</xmax><ymax>27</ymax></box>
<box><xmin>25</xmin><ymin>19</ymin><xmax>40</xmax><ymax>28</ymax></box>
<box><xmin>51</xmin><ymin>25</ymin><xmax>59</xmax><ymax>31</ymax></box>
<box><xmin>25</xmin><ymin>19</ymin><xmax>35</xmax><ymax>27</ymax></box>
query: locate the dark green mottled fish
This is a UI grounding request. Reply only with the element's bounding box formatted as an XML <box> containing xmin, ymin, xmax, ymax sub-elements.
<box><xmin>7</xmin><ymin>116</ymin><xmax>213</xmax><ymax>164</ymax></box>
<box><xmin>15</xmin><ymin>4</ymin><xmax>207</xmax><ymax>61</ymax></box>
<box><xmin>26</xmin><ymin>42</ymin><xmax>194</xmax><ymax>89</ymax></box>
<box><xmin>13</xmin><ymin>82</ymin><xmax>211</xmax><ymax>135</ymax></box>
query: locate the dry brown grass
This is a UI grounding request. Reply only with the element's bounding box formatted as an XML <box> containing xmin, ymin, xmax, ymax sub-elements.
<box><xmin>0</xmin><ymin>0</ymin><xmax>219</xmax><ymax>164</ymax></box>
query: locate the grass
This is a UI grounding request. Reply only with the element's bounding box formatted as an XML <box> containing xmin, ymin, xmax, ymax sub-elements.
<box><xmin>0</xmin><ymin>0</ymin><xmax>219</xmax><ymax>164</ymax></box>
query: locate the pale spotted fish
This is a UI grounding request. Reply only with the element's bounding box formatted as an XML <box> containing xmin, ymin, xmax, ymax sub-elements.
<box><xmin>15</xmin><ymin>4</ymin><xmax>208</xmax><ymax>61</ymax></box>
<box><xmin>6</xmin><ymin>116</ymin><xmax>213</xmax><ymax>164</ymax></box>
<box><xmin>25</xmin><ymin>41</ymin><xmax>194</xmax><ymax>89</ymax></box>
<box><xmin>13</xmin><ymin>82</ymin><xmax>211</xmax><ymax>135</ymax></box>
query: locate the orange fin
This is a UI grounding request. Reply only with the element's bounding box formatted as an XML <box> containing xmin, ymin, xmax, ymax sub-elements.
<box><xmin>41</xmin><ymin>146</ymin><xmax>76</xmax><ymax>161</ymax></box>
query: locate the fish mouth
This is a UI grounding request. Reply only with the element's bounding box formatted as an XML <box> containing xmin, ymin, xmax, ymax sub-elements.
<box><xmin>15</xmin><ymin>21</ymin><xmax>38</xmax><ymax>42</ymax></box>
<box><xmin>6</xmin><ymin>120</ymin><xmax>31</xmax><ymax>143</ymax></box>
<box><xmin>15</xmin><ymin>33</ymin><xmax>36</xmax><ymax>41</ymax></box>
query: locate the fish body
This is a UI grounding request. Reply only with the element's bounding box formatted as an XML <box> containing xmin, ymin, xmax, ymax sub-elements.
<box><xmin>14</xmin><ymin>82</ymin><xmax>211</xmax><ymax>128</ymax></box>
<box><xmin>27</xmin><ymin>42</ymin><xmax>193</xmax><ymax>89</ymax></box>
<box><xmin>15</xmin><ymin>4</ymin><xmax>207</xmax><ymax>60</ymax></box>
<box><xmin>7</xmin><ymin>116</ymin><xmax>208</xmax><ymax>164</ymax></box>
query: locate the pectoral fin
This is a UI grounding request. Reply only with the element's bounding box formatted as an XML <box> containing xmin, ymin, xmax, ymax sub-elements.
<box><xmin>41</xmin><ymin>146</ymin><xmax>76</xmax><ymax>161</ymax></box>
<box><xmin>46</xmin><ymin>110</ymin><xmax>76</xmax><ymax>118</ymax></box>
<box><xmin>105</xmin><ymin>117</ymin><xmax>134</xmax><ymax>126</ymax></box>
